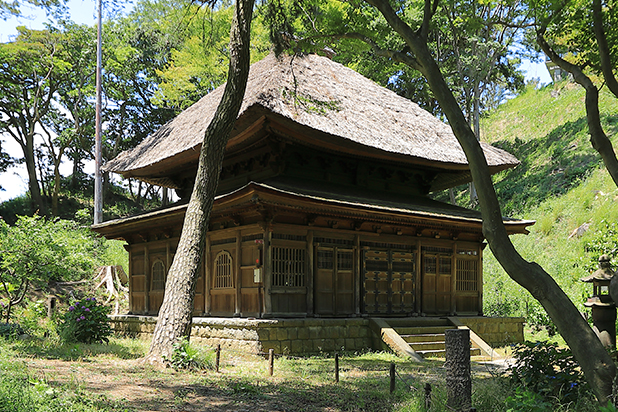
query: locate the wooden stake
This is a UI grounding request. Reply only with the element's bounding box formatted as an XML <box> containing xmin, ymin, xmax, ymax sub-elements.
<box><xmin>268</xmin><ymin>348</ymin><xmax>274</xmax><ymax>376</ymax></box>
<box><xmin>335</xmin><ymin>352</ymin><xmax>339</xmax><ymax>383</ymax></box>
<box><xmin>215</xmin><ymin>344</ymin><xmax>221</xmax><ymax>373</ymax></box>
<box><xmin>424</xmin><ymin>383</ymin><xmax>432</xmax><ymax>409</ymax></box>
<box><xmin>390</xmin><ymin>363</ymin><xmax>396</xmax><ymax>393</ymax></box>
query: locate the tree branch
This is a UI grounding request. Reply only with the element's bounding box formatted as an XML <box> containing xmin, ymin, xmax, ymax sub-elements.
<box><xmin>592</xmin><ymin>0</ymin><xmax>618</xmax><ymax>98</ymax></box>
<box><xmin>537</xmin><ymin>31</ymin><xmax>618</xmax><ymax>189</ymax></box>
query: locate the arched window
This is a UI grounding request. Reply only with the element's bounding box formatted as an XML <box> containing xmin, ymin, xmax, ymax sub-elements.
<box><xmin>214</xmin><ymin>251</ymin><xmax>233</xmax><ymax>288</ymax></box>
<box><xmin>151</xmin><ymin>260</ymin><xmax>166</xmax><ymax>291</ymax></box>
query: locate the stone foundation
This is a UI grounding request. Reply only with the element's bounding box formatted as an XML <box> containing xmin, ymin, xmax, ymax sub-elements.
<box><xmin>457</xmin><ymin>316</ymin><xmax>525</xmax><ymax>346</ymax></box>
<box><xmin>109</xmin><ymin>315</ymin><xmax>374</xmax><ymax>354</ymax></box>
<box><xmin>109</xmin><ymin>315</ymin><xmax>524</xmax><ymax>354</ymax></box>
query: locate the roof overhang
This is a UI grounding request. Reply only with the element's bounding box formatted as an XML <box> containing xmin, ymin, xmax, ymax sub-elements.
<box><xmin>92</xmin><ymin>179</ymin><xmax>534</xmax><ymax>240</ymax></box>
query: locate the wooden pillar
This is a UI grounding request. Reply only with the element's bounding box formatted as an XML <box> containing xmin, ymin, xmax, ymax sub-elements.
<box><xmin>307</xmin><ymin>230</ymin><xmax>314</xmax><ymax>316</ymax></box>
<box><xmin>354</xmin><ymin>234</ymin><xmax>361</xmax><ymax>316</ymax></box>
<box><xmin>415</xmin><ymin>241</ymin><xmax>422</xmax><ymax>314</ymax></box>
<box><xmin>235</xmin><ymin>230</ymin><xmax>242</xmax><ymax>316</ymax></box>
<box><xmin>263</xmin><ymin>227</ymin><xmax>273</xmax><ymax>317</ymax></box>
<box><xmin>128</xmin><ymin>246</ymin><xmax>134</xmax><ymax>313</ymax></box>
<box><xmin>451</xmin><ymin>242</ymin><xmax>457</xmax><ymax>315</ymax></box>
<box><xmin>205</xmin><ymin>236</ymin><xmax>211</xmax><ymax>315</ymax></box>
<box><xmin>143</xmin><ymin>245</ymin><xmax>150</xmax><ymax>315</ymax></box>
<box><xmin>478</xmin><ymin>243</ymin><xmax>484</xmax><ymax>315</ymax></box>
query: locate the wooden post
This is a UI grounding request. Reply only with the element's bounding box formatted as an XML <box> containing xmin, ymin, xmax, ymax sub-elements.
<box><xmin>263</xmin><ymin>228</ymin><xmax>272</xmax><ymax>316</ymax></box>
<box><xmin>389</xmin><ymin>363</ymin><xmax>396</xmax><ymax>393</ymax></box>
<box><xmin>335</xmin><ymin>352</ymin><xmax>339</xmax><ymax>383</ymax></box>
<box><xmin>307</xmin><ymin>230</ymin><xmax>314</xmax><ymax>316</ymax></box>
<box><xmin>235</xmin><ymin>231</ymin><xmax>242</xmax><ymax>316</ymax></box>
<box><xmin>451</xmin><ymin>243</ymin><xmax>457</xmax><ymax>315</ymax></box>
<box><xmin>215</xmin><ymin>344</ymin><xmax>221</xmax><ymax>373</ymax></box>
<box><xmin>46</xmin><ymin>296</ymin><xmax>56</xmax><ymax>318</ymax></box>
<box><xmin>445</xmin><ymin>328</ymin><xmax>471</xmax><ymax>411</ymax></box>
<box><xmin>424</xmin><ymin>383</ymin><xmax>432</xmax><ymax>410</ymax></box>
<box><xmin>354</xmin><ymin>235</ymin><xmax>361</xmax><ymax>316</ymax></box>
<box><xmin>144</xmin><ymin>246</ymin><xmax>150</xmax><ymax>314</ymax></box>
<box><xmin>268</xmin><ymin>348</ymin><xmax>274</xmax><ymax>376</ymax></box>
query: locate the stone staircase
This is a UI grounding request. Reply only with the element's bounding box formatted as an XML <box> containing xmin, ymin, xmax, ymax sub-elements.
<box><xmin>374</xmin><ymin>317</ymin><xmax>483</xmax><ymax>359</ymax></box>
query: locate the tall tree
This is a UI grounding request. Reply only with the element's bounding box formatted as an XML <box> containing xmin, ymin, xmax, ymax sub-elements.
<box><xmin>359</xmin><ymin>0</ymin><xmax>616</xmax><ymax>402</ymax></box>
<box><xmin>0</xmin><ymin>27</ymin><xmax>70</xmax><ymax>215</ymax></box>
<box><xmin>41</xmin><ymin>22</ymin><xmax>96</xmax><ymax>215</ymax></box>
<box><xmin>145</xmin><ymin>0</ymin><xmax>255</xmax><ymax>363</ymax></box>
<box><xmin>267</xmin><ymin>0</ymin><xmax>616</xmax><ymax>402</ymax></box>
<box><xmin>530</xmin><ymin>0</ymin><xmax>618</xmax><ymax>190</ymax></box>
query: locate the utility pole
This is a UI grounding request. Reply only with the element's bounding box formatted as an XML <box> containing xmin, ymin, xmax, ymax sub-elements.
<box><xmin>94</xmin><ymin>0</ymin><xmax>103</xmax><ymax>224</ymax></box>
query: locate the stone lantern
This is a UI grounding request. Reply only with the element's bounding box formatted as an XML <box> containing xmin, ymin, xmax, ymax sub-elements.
<box><xmin>582</xmin><ymin>255</ymin><xmax>616</xmax><ymax>348</ymax></box>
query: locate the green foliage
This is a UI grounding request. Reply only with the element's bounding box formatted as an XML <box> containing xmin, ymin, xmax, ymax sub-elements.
<box><xmin>162</xmin><ymin>337</ymin><xmax>214</xmax><ymax>371</ymax></box>
<box><xmin>479</xmin><ymin>82</ymin><xmax>618</xmax><ymax>216</ymax></box>
<box><xmin>582</xmin><ymin>220</ymin><xmax>618</xmax><ymax>272</ymax></box>
<box><xmin>58</xmin><ymin>297</ymin><xmax>112</xmax><ymax>344</ymax></box>
<box><xmin>504</xmin><ymin>387</ymin><xmax>552</xmax><ymax>412</ymax></box>
<box><xmin>508</xmin><ymin>341</ymin><xmax>591</xmax><ymax>405</ymax></box>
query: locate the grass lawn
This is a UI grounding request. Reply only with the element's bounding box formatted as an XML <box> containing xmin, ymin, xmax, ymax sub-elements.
<box><xmin>0</xmin><ymin>332</ymin><xmax>601</xmax><ymax>412</ymax></box>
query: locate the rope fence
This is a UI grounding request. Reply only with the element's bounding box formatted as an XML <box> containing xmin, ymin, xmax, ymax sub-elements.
<box><xmin>206</xmin><ymin>344</ymin><xmax>486</xmax><ymax>412</ymax></box>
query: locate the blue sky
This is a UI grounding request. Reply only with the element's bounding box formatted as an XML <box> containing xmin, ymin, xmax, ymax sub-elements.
<box><xmin>0</xmin><ymin>4</ymin><xmax>552</xmax><ymax>202</ymax></box>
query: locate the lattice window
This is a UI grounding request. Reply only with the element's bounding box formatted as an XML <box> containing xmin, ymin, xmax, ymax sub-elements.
<box><xmin>456</xmin><ymin>258</ymin><xmax>479</xmax><ymax>291</ymax></box>
<box><xmin>211</xmin><ymin>238</ymin><xmax>236</xmax><ymax>246</ymax></box>
<box><xmin>316</xmin><ymin>237</ymin><xmax>354</xmax><ymax>247</ymax></box>
<box><xmin>361</xmin><ymin>241</ymin><xmax>413</xmax><ymax>251</ymax></box>
<box><xmin>272</xmin><ymin>233</ymin><xmax>307</xmax><ymax>242</ymax></box>
<box><xmin>457</xmin><ymin>249</ymin><xmax>478</xmax><ymax>256</ymax></box>
<box><xmin>317</xmin><ymin>250</ymin><xmax>334</xmax><ymax>270</ymax></box>
<box><xmin>151</xmin><ymin>260</ymin><xmax>166</xmax><ymax>291</ymax></box>
<box><xmin>424</xmin><ymin>256</ymin><xmax>437</xmax><ymax>274</ymax></box>
<box><xmin>242</xmin><ymin>234</ymin><xmax>263</xmax><ymax>242</ymax></box>
<box><xmin>272</xmin><ymin>247</ymin><xmax>305</xmax><ymax>287</ymax></box>
<box><xmin>337</xmin><ymin>251</ymin><xmax>353</xmax><ymax>271</ymax></box>
<box><xmin>439</xmin><ymin>257</ymin><xmax>452</xmax><ymax>274</ymax></box>
<box><xmin>214</xmin><ymin>251</ymin><xmax>233</xmax><ymax>288</ymax></box>
<box><xmin>421</xmin><ymin>246</ymin><xmax>453</xmax><ymax>254</ymax></box>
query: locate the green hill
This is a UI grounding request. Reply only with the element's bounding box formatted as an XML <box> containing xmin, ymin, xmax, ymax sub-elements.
<box><xmin>480</xmin><ymin>81</ymin><xmax>618</xmax><ymax>330</ymax></box>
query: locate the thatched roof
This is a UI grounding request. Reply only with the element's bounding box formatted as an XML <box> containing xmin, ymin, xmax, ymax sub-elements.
<box><xmin>104</xmin><ymin>53</ymin><xmax>518</xmax><ymax>182</ymax></box>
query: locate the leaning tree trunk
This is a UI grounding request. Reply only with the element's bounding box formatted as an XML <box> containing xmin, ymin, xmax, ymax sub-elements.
<box><xmin>365</xmin><ymin>0</ymin><xmax>616</xmax><ymax>403</ymax></box>
<box><xmin>144</xmin><ymin>0</ymin><xmax>254</xmax><ymax>364</ymax></box>
<box><xmin>537</xmin><ymin>32</ymin><xmax>618</xmax><ymax>191</ymax></box>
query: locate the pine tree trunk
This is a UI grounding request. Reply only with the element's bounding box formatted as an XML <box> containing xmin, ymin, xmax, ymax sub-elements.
<box><xmin>366</xmin><ymin>0</ymin><xmax>616</xmax><ymax>403</ymax></box>
<box><xmin>144</xmin><ymin>0</ymin><xmax>254</xmax><ymax>364</ymax></box>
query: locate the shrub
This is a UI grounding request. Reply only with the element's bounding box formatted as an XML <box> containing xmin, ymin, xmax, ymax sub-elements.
<box><xmin>163</xmin><ymin>338</ymin><xmax>214</xmax><ymax>371</ymax></box>
<box><xmin>508</xmin><ymin>341</ymin><xmax>592</xmax><ymax>405</ymax></box>
<box><xmin>58</xmin><ymin>298</ymin><xmax>111</xmax><ymax>344</ymax></box>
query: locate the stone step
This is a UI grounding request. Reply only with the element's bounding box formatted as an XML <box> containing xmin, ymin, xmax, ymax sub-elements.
<box><xmin>410</xmin><ymin>341</ymin><xmax>446</xmax><ymax>351</ymax></box>
<box><xmin>402</xmin><ymin>333</ymin><xmax>445</xmax><ymax>343</ymax></box>
<box><xmin>395</xmin><ymin>326</ymin><xmax>456</xmax><ymax>335</ymax></box>
<box><xmin>415</xmin><ymin>346</ymin><xmax>482</xmax><ymax>358</ymax></box>
<box><xmin>385</xmin><ymin>317</ymin><xmax>452</xmax><ymax>327</ymax></box>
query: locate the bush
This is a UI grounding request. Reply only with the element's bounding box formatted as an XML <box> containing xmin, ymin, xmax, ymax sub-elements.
<box><xmin>508</xmin><ymin>341</ymin><xmax>592</xmax><ymax>405</ymax></box>
<box><xmin>163</xmin><ymin>338</ymin><xmax>214</xmax><ymax>371</ymax></box>
<box><xmin>58</xmin><ymin>298</ymin><xmax>111</xmax><ymax>344</ymax></box>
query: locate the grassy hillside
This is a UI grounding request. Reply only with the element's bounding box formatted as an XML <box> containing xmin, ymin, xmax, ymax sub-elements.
<box><xmin>480</xmin><ymin>81</ymin><xmax>618</xmax><ymax>328</ymax></box>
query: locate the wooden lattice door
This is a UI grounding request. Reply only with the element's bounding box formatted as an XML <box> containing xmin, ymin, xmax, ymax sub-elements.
<box><xmin>315</xmin><ymin>247</ymin><xmax>355</xmax><ymax>316</ymax></box>
<box><xmin>421</xmin><ymin>248</ymin><xmax>452</xmax><ymax>314</ymax></box>
<box><xmin>362</xmin><ymin>249</ymin><xmax>416</xmax><ymax>315</ymax></box>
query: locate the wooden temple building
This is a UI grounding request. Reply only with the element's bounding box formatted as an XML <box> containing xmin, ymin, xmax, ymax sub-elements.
<box><xmin>93</xmin><ymin>53</ymin><xmax>532</xmax><ymax>322</ymax></box>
